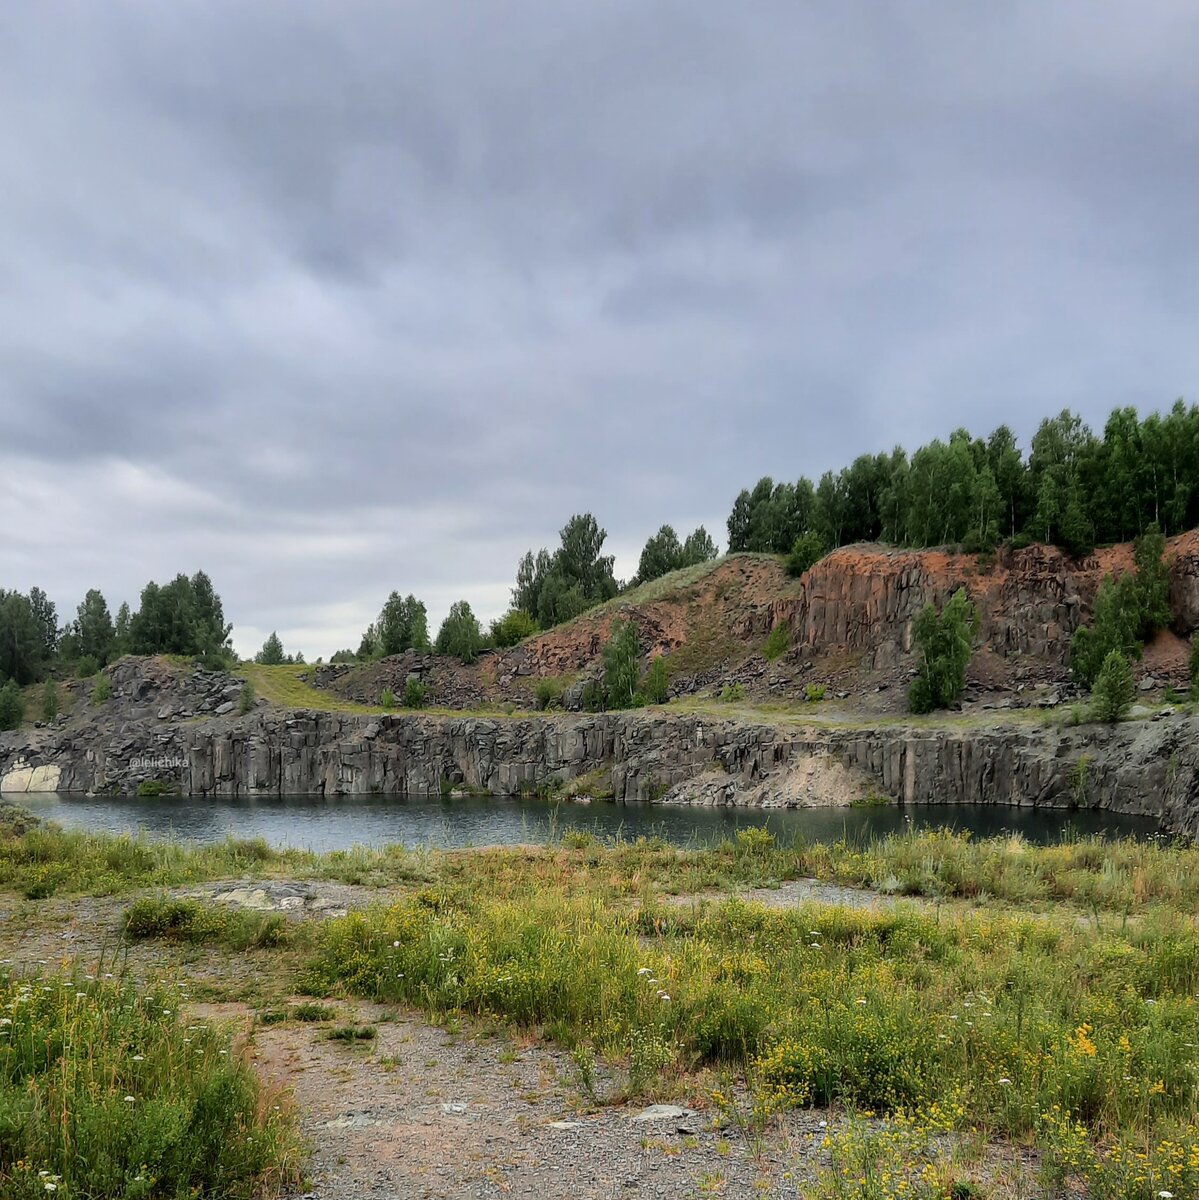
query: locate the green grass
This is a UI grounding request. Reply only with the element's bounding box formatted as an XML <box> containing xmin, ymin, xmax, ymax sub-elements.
<box><xmin>592</xmin><ymin>555</ymin><xmax>754</xmax><ymax>614</ymax></box>
<box><xmin>9</xmin><ymin>817</ymin><xmax>1199</xmax><ymax>915</ymax></box>
<box><xmin>238</xmin><ymin>663</ymin><xmax>378</xmax><ymax>714</ymax></box>
<box><xmin>6</xmin><ymin>818</ymin><xmax>1199</xmax><ymax>1196</ymax></box>
<box><xmin>0</xmin><ymin>969</ymin><xmax>299</xmax><ymax>1199</ymax></box>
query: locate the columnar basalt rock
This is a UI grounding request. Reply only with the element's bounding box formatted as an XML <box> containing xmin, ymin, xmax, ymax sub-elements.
<box><xmin>773</xmin><ymin>531</ymin><xmax>1199</xmax><ymax>670</ymax></box>
<box><xmin>4</xmin><ymin>706</ymin><xmax>1198</xmax><ymax>839</ymax></box>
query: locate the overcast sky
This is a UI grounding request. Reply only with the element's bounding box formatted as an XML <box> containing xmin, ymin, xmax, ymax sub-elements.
<box><xmin>2</xmin><ymin>2</ymin><xmax>1197</xmax><ymax>658</ymax></box>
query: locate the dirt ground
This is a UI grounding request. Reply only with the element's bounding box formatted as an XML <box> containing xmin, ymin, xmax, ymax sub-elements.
<box><xmin>0</xmin><ymin>881</ymin><xmax>861</xmax><ymax>1200</ymax></box>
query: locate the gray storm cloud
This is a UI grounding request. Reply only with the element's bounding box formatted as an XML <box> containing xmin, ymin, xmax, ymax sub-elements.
<box><xmin>1</xmin><ymin>1</ymin><xmax>1197</xmax><ymax>656</ymax></box>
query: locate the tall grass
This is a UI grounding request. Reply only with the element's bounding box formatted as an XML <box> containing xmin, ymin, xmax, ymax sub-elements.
<box><xmin>0</xmin><ymin>969</ymin><xmax>298</xmax><ymax>1198</ymax></box>
<box><xmin>0</xmin><ymin>828</ymin><xmax>302</xmax><ymax>899</ymax></box>
<box><xmin>7</xmin><ymin>818</ymin><xmax>1199</xmax><ymax>916</ymax></box>
<box><xmin>306</xmin><ymin>885</ymin><xmax>1199</xmax><ymax>1195</ymax></box>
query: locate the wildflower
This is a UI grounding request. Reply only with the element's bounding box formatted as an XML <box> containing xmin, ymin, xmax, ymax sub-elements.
<box><xmin>393</xmin><ymin>941</ymin><xmax>400</xmax><ymax>948</ymax></box>
<box><xmin>124</xmin><ymin>1095</ymin><xmax>136</xmax><ymax>1103</ymax></box>
<box><xmin>998</xmin><ymin>1077</ymin><xmax>1012</xmax><ymax>1085</ymax></box>
<box><xmin>637</xmin><ymin>967</ymin><xmax>651</xmax><ymax>976</ymax></box>
<box><xmin>855</xmin><ymin>998</ymin><xmax>867</xmax><ymax>1005</ymax></box>
<box><xmin>132</xmin><ymin>1054</ymin><xmax>144</xmax><ymax>1061</ymax></box>
<box><xmin>1158</xmin><ymin>1192</ymin><xmax>1174</xmax><ymax>1199</ymax></box>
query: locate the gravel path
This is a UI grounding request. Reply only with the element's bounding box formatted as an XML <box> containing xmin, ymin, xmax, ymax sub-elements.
<box><xmin>252</xmin><ymin>1002</ymin><xmax>831</xmax><ymax>1199</ymax></box>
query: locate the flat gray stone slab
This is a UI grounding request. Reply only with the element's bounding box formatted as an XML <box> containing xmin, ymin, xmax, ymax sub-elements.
<box><xmin>631</xmin><ymin>1104</ymin><xmax>698</xmax><ymax>1124</ymax></box>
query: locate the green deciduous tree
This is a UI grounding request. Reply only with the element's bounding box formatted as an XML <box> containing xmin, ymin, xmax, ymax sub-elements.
<box><xmin>375</xmin><ymin>593</ymin><xmax>430</xmax><ymax>657</ymax></box>
<box><xmin>634</xmin><ymin>524</ymin><xmax>720</xmax><ymax>585</ymax></box>
<box><xmin>41</xmin><ymin>680</ymin><xmax>59</xmax><ymax>722</ymax></box>
<box><xmin>1092</xmin><ymin>650</ymin><xmax>1134</xmax><ymax>722</ymax></box>
<box><xmin>27</xmin><ymin>587</ymin><xmax>58</xmax><ymax>663</ymax></box>
<box><xmin>908</xmin><ymin>588</ymin><xmax>979</xmax><ymax>713</ymax></box>
<box><xmin>0</xmin><ymin>591</ymin><xmax>47</xmax><ymax>685</ymax></box>
<box><xmin>681</xmin><ymin>526</ymin><xmax>718</xmax><ymax>567</ymax></box>
<box><xmin>512</xmin><ymin>515</ymin><xmax>618</xmax><ymax>628</ymax></box>
<box><xmin>113</xmin><ymin>602</ymin><xmax>131</xmax><ymax>658</ymax></box>
<box><xmin>635</xmin><ymin>525</ymin><xmax>683</xmax><ymax>585</ymax></box>
<box><xmin>0</xmin><ymin>679</ymin><xmax>23</xmax><ymax>730</ymax></box>
<box><xmin>1070</xmin><ymin>574</ymin><xmax>1143</xmax><ymax>688</ymax></box>
<box><xmin>602</xmin><ymin>618</ymin><xmax>641</xmax><ymax>710</ymax></box>
<box><xmin>435</xmin><ymin>601</ymin><xmax>484</xmax><ymax>663</ymax></box>
<box><xmin>642</xmin><ymin>655</ymin><xmax>669</xmax><ymax>704</ymax></box>
<box><xmin>1133</xmin><ymin>523</ymin><xmax>1172</xmax><ymax>638</ymax></box>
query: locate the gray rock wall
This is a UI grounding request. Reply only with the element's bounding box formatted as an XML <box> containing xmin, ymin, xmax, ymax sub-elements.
<box><xmin>4</xmin><ymin>707</ymin><xmax>1198</xmax><ymax>839</ymax></box>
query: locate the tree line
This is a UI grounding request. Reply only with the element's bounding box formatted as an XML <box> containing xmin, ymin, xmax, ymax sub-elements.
<box><xmin>727</xmin><ymin>402</ymin><xmax>1199</xmax><ymax>564</ymax></box>
<box><xmin>0</xmin><ymin>571</ymin><xmax>234</xmax><ymax>729</ymax></box>
<box><xmin>0</xmin><ymin>571</ymin><xmax>233</xmax><ymax>690</ymax></box>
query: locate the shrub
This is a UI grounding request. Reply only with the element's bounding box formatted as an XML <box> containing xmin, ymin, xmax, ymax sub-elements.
<box><xmin>719</xmin><ymin>682</ymin><xmax>746</xmax><ymax>703</ymax></box>
<box><xmin>642</xmin><ymin>655</ymin><xmax>669</xmax><ymax>704</ymax></box>
<box><xmin>380</xmin><ymin>688</ymin><xmax>396</xmax><ymax>711</ymax></box>
<box><xmin>403</xmin><ymin>677</ymin><xmax>429</xmax><ymax>708</ymax></box>
<box><xmin>1071</xmin><ymin>573</ymin><xmax>1143</xmax><ymax>688</ymax></box>
<box><xmin>75</xmin><ymin>654</ymin><xmax>100</xmax><ymax>679</ymax></box>
<box><xmin>804</xmin><ymin>683</ymin><xmax>826</xmax><ymax>703</ymax></box>
<box><xmin>533</xmin><ymin>677</ymin><xmax>564</xmax><ymax>711</ymax></box>
<box><xmin>1092</xmin><ymin>650</ymin><xmax>1134</xmax><ymax>723</ymax></box>
<box><xmin>490</xmin><ymin>609</ymin><xmax>540</xmax><ymax>648</ymax></box>
<box><xmin>236</xmin><ymin>681</ymin><xmax>255</xmax><ymax>715</ymax></box>
<box><xmin>762</xmin><ymin>624</ymin><xmax>790</xmax><ymax>661</ymax></box>
<box><xmin>581</xmin><ymin>679</ymin><xmax>605</xmax><ymax>712</ymax></box>
<box><xmin>786</xmin><ymin>531</ymin><xmax>828</xmax><ymax>578</ymax></box>
<box><xmin>602</xmin><ymin>618</ymin><xmax>641</xmax><ymax>710</ymax></box>
<box><xmin>0</xmin><ymin>679</ymin><xmax>24</xmax><ymax>730</ymax></box>
<box><xmin>136</xmin><ymin>780</ymin><xmax>173</xmax><ymax>798</ymax></box>
<box><xmin>41</xmin><ymin>679</ymin><xmax>59</xmax><ymax>722</ymax></box>
<box><xmin>908</xmin><ymin>588</ymin><xmax>979</xmax><ymax>713</ymax></box>
<box><xmin>92</xmin><ymin>674</ymin><xmax>112</xmax><ymax>705</ymax></box>
<box><xmin>1190</xmin><ymin>637</ymin><xmax>1199</xmax><ymax>692</ymax></box>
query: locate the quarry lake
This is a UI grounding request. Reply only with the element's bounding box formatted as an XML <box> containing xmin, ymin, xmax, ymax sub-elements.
<box><xmin>16</xmin><ymin>792</ymin><xmax>1161</xmax><ymax>852</ymax></box>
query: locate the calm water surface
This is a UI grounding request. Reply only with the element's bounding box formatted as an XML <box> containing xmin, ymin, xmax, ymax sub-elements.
<box><xmin>14</xmin><ymin>792</ymin><xmax>1160</xmax><ymax>853</ymax></box>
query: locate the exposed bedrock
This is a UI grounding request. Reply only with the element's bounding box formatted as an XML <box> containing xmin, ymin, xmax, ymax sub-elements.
<box><xmin>3</xmin><ymin>709</ymin><xmax>1197</xmax><ymax>839</ymax></box>
<box><xmin>761</xmin><ymin>532</ymin><xmax>1199</xmax><ymax>670</ymax></box>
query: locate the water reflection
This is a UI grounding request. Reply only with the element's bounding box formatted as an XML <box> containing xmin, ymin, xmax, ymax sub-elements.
<box><xmin>11</xmin><ymin>792</ymin><xmax>1161</xmax><ymax>854</ymax></box>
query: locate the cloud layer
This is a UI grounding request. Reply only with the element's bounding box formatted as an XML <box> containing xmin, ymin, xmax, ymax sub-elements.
<box><xmin>2</xmin><ymin>2</ymin><xmax>1197</xmax><ymax>656</ymax></box>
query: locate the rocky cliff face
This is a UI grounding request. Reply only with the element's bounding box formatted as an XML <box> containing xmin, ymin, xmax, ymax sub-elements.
<box><xmin>773</xmin><ymin>531</ymin><xmax>1199</xmax><ymax>671</ymax></box>
<box><xmin>5</xmin><ymin>701</ymin><xmax>1198</xmax><ymax>839</ymax></box>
